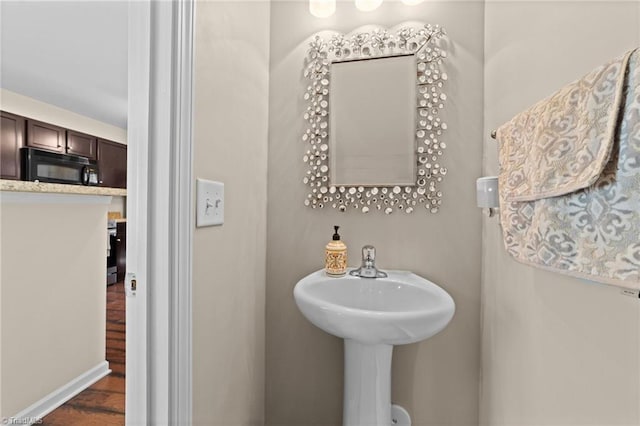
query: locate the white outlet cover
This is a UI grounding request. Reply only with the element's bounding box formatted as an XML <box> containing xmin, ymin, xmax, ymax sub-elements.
<box><xmin>196</xmin><ymin>178</ymin><xmax>224</xmax><ymax>227</ymax></box>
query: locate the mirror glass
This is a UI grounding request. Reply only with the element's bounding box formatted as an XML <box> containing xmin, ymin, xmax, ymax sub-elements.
<box><xmin>302</xmin><ymin>24</ymin><xmax>448</xmax><ymax>214</ymax></box>
<box><xmin>330</xmin><ymin>55</ymin><xmax>416</xmax><ymax>186</ymax></box>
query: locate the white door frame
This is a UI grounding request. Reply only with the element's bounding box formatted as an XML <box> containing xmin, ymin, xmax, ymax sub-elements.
<box><xmin>127</xmin><ymin>1</ymin><xmax>194</xmax><ymax>424</ymax></box>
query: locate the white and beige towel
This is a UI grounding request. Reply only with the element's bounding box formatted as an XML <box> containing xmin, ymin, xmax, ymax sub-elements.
<box><xmin>496</xmin><ymin>48</ymin><xmax>640</xmax><ymax>289</ymax></box>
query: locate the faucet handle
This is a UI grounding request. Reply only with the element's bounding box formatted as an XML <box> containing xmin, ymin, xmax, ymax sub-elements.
<box><xmin>362</xmin><ymin>245</ymin><xmax>376</xmax><ymax>262</ymax></box>
<box><xmin>350</xmin><ymin>245</ymin><xmax>387</xmax><ymax>278</ymax></box>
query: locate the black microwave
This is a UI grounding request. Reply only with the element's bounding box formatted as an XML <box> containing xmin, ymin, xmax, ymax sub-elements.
<box><xmin>21</xmin><ymin>147</ymin><xmax>99</xmax><ymax>186</ymax></box>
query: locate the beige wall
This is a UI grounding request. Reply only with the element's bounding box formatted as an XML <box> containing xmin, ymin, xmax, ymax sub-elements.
<box><xmin>0</xmin><ymin>89</ymin><xmax>127</xmax><ymax>144</ymax></box>
<box><xmin>266</xmin><ymin>2</ymin><xmax>484</xmax><ymax>425</ymax></box>
<box><xmin>108</xmin><ymin>196</ymin><xmax>126</xmax><ymax>218</ymax></box>
<box><xmin>192</xmin><ymin>1</ymin><xmax>270</xmax><ymax>425</ymax></box>
<box><xmin>481</xmin><ymin>1</ymin><xmax>640</xmax><ymax>425</ymax></box>
<box><xmin>0</xmin><ymin>197</ymin><xmax>108</xmax><ymax>417</ymax></box>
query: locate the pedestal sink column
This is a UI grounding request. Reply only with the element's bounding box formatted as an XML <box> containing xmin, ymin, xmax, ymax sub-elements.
<box><xmin>343</xmin><ymin>339</ymin><xmax>393</xmax><ymax>426</ymax></box>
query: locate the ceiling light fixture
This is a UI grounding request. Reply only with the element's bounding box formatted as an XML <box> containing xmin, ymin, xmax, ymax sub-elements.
<box><xmin>309</xmin><ymin>0</ymin><xmax>336</xmax><ymax>18</ymax></box>
<box><xmin>355</xmin><ymin>0</ymin><xmax>383</xmax><ymax>12</ymax></box>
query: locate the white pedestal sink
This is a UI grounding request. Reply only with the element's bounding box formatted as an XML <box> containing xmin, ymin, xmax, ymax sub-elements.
<box><xmin>294</xmin><ymin>269</ymin><xmax>455</xmax><ymax>426</ymax></box>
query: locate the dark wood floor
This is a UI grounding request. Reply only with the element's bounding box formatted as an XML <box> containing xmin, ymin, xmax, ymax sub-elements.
<box><xmin>41</xmin><ymin>282</ymin><xmax>125</xmax><ymax>425</ymax></box>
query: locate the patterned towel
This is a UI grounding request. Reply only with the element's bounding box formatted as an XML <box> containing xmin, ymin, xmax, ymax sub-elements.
<box><xmin>496</xmin><ymin>48</ymin><xmax>640</xmax><ymax>289</ymax></box>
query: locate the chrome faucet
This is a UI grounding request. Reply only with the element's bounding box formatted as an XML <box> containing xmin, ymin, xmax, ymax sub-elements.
<box><xmin>350</xmin><ymin>245</ymin><xmax>388</xmax><ymax>278</ymax></box>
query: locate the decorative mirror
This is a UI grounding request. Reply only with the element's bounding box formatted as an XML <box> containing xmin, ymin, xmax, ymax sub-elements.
<box><xmin>302</xmin><ymin>24</ymin><xmax>448</xmax><ymax>214</ymax></box>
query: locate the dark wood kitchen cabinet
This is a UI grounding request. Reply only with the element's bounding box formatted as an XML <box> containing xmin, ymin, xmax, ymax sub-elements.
<box><xmin>1</xmin><ymin>111</ymin><xmax>25</xmax><ymax>180</ymax></box>
<box><xmin>97</xmin><ymin>139</ymin><xmax>127</xmax><ymax>188</ymax></box>
<box><xmin>67</xmin><ymin>130</ymin><xmax>97</xmax><ymax>160</ymax></box>
<box><xmin>116</xmin><ymin>221</ymin><xmax>127</xmax><ymax>283</ymax></box>
<box><xmin>26</xmin><ymin>119</ymin><xmax>65</xmax><ymax>153</ymax></box>
<box><xmin>1</xmin><ymin>111</ymin><xmax>127</xmax><ymax>188</ymax></box>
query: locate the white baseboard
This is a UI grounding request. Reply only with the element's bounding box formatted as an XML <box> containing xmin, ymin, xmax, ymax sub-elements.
<box><xmin>9</xmin><ymin>361</ymin><xmax>111</xmax><ymax>425</ymax></box>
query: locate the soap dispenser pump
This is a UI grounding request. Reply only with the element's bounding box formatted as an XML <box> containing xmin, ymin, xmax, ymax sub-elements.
<box><xmin>325</xmin><ymin>225</ymin><xmax>347</xmax><ymax>277</ymax></box>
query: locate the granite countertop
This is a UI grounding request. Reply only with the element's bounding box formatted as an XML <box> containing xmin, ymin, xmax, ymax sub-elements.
<box><xmin>0</xmin><ymin>179</ymin><xmax>127</xmax><ymax>197</ymax></box>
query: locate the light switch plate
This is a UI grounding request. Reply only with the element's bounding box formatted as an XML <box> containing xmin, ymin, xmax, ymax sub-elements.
<box><xmin>196</xmin><ymin>178</ymin><xmax>224</xmax><ymax>227</ymax></box>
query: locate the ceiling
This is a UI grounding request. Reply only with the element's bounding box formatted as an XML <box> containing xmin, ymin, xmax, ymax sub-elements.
<box><xmin>0</xmin><ymin>1</ymin><xmax>128</xmax><ymax>129</ymax></box>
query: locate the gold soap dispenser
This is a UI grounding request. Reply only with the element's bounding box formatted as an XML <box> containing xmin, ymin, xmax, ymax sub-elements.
<box><xmin>325</xmin><ymin>225</ymin><xmax>347</xmax><ymax>276</ymax></box>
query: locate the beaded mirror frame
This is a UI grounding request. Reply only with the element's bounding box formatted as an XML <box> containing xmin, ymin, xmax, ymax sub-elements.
<box><xmin>302</xmin><ymin>24</ymin><xmax>448</xmax><ymax>214</ymax></box>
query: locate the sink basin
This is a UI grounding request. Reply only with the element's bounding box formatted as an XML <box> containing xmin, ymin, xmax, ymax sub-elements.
<box><xmin>294</xmin><ymin>269</ymin><xmax>455</xmax><ymax>345</ymax></box>
<box><xmin>294</xmin><ymin>269</ymin><xmax>455</xmax><ymax>426</ymax></box>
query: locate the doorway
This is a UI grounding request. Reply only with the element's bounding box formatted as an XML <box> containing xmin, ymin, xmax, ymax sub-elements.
<box><xmin>0</xmin><ymin>2</ymin><xmax>193</xmax><ymax>424</ymax></box>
